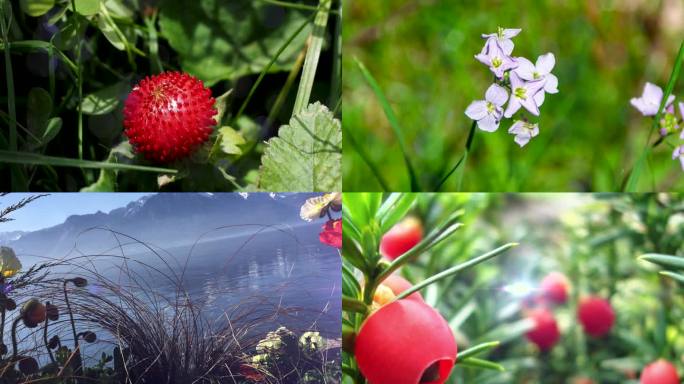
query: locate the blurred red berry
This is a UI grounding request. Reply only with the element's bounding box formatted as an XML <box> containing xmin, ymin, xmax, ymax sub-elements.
<box><xmin>355</xmin><ymin>299</ymin><xmax>457</xmax><ymax>384</ymax></box>
<box><xmin>380</xmin><ymin>217</ymin><xmax>423</xmax><ymax>260</ymax></box>
<box><xmin>577</xmin><ymin>296</ymin><xmax>615</xmax><ymax>337</ymax></box>
<box><xmin>319</xmin><ymin>219</ymin><xmax>341</xmax><ymax>249</ymax></box>
<box><xmin>123</xmin><ymin>71</ymin><xmax>216</xmax><ymax>163</ymax></box>
<box><xmin>540</xmin><ymin>272</ymin><xmax>570</xmax><ymax>304</ymax></box>
<box><xmin>640</xmin><ymin>359</ymin><xmax>680</xmax><ymax>384</ymax></box>
<box><xmin>525</xmin><ymin>308</ymin><xmax>560</xmax><ymax>351</ymax></box>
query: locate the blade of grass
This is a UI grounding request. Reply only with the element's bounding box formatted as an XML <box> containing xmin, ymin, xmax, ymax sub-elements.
<box><xmin>234</xmin><ymin>12</ymin><xmax>314</xmax><ymax>123</ymax></box>
<box><xmin>328</xmin><ymin>0</ymin><xmax>341</xmax><ymax>108</ymax></box>
<box><xmin>266</xmin><ymin>44</ymin><xmax>306</xmax><ymax>129</ymax></box>
<box><xmin>435</xmin><ymin>120</ymin><xmax>476</xmax><ymax>191</ymax></box>
<box><xmin>292</xmin><ymin>0</ymin><xmax>331</xmax><ymax>115</ymax></box>
<box><xmin>624</xmin><ymin>40</ymin><xmax>684</xmax><ymax>192</ymax></box>
<box><xmin>343</xmin><ymin>124</ymin><xmax>389</xmax><ymax>191</ymax></box>
<box><xmin>354</xmin><ymin>57</ymin><xmax>420</xmax><ymax>191</ymax></box>
<box><xmin>0</xmin><ymin>150</ymin><xmax>178</xmax><ymax>173</ymax></box>
<box><xmin>394</xmin><ymin>243</ymin><xmax>518</xmax><ymax>300</ymax></box>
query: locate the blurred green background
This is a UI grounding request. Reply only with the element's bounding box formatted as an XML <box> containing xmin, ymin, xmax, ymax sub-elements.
<box><xmin>342</xmin><ymin>0</ymin><xmax>684</xmax><ymax>191</ymax></box>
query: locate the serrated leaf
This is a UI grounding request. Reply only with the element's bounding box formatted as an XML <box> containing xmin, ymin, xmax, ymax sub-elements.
<box><xmin>80</xmin><ymin>81</ymin><xmax>127</xmax><ymax>115</ymax></box>
<box><xmin>20</xmin><ymin>0</ymin><xmax>54</xmax><ymax>17</ymax></box>
<box><xmin>74</xmin><ymin>0</ymin><xmax>100</xmax><ymax>16</ymax></box>
<box><xmin>259</xmin><ymin>102</ymin><xmax>341</xmax><ymax>191</ymax></box>
<box><xmin>217</xmin><ymin>127</ymin><xmax>245</xmax><ymax>155</ymax></box>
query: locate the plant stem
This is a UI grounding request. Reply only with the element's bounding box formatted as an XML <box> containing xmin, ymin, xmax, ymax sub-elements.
<box><xmin>63</xmin><ymin>281</ymin><xmax>82</xmax><ymax>375</ymax></box>
<box><xmin>624</xmin><ymin>40</ymin><xmax>684</xmax><ymax>191</ymax></box>
<box><xmin>43</xmin><ymin>309</ymin><xmax>55</xmax><ymax>363</ymax></box>
<box><xmin>292</xmin><ymin>0</ymin><xmax>331</xmax><ymax>115</ymax></box>
<box><xmin>0</xmin><ymin>1</ymin><xmax>15</xmax><ymax>153</ymax></box>
<box><xmin>11</xmin><ymin>317</ymin><xmax>20</xmax><ymax>359</ymax></box>
<box><xmin>435</xmin><ymin>120</ymin><xmax>477</xmax><ymax>191</ymax></box>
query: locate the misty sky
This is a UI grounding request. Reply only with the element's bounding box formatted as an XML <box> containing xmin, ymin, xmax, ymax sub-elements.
<box><xmin>0</xmin><ymin>193</ymin><xmax>152</xmax><ymax>232</ymax></box>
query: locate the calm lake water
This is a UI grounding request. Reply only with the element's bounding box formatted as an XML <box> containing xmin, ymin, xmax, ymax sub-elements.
<box><xmin>91</xmin><ymin>221</ymin><xmax>342</xmax><ymax>339</ymax></box>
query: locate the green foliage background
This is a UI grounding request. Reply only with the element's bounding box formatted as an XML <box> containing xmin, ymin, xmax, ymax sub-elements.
<box><xmin>343</xmin><ymin>0</ymin><xmax>684</xmax><ymax>191</ymax></box>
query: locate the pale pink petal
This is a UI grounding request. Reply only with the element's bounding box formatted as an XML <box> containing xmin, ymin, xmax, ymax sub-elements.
<box><xmin>535</xmin><ymin>53</ymin><xmax>555</xmax><ymax>75</ymax></box>
<box><xmin>465</xmin><ymin>100</ymin><xmax>488</xmax><ymax>120</ymax></box>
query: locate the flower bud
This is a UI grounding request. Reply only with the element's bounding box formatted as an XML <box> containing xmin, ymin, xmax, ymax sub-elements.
<box><xmin>17</xmin><ymin>356</ymin><xmax>39</xmax><ymax>374</ymax></box>
<box><xmin>81</xmin><ymin>331</ymin><xmax>97</xmax><ymax>343</ymax></box>
<box><xmin>71</xmin><ymin>277</ymin><xmax>88</xmax><ymax>287</ymax></box>
<box><xmin>21</xmin><ymin>299</ymin><xmax>46</xmax><ymax>328</ymax></box>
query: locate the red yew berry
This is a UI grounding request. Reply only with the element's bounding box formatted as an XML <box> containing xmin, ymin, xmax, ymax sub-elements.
<box><xmin>123</xmin><ymin>71</ymin><xmax>217</xmax><ymax>163</ymax></box>
<box><xmin>540</xmin><ymin>272</ymin><xmax>570</xmax><ymax>305</ymax></box>
<box><xmin>640</xmin><ymin>359</ymin><xmax>680</xmax><ymax>384</ymax></box>
<box><xmin>577</xmin><ymin>296</ymin><xmax>615</xmax><ymax>337</ymax></box>
<box><xmin>380</xmin><ymin>217</ymin><xmax>423</xmax><ymax>260</ymax></box>
<box><xmin>355</xmin><ymin>299</ymin><xmax>457</xmax><ymax>384</ymax></box>
<box><xmin>525</xmin><ymin>308</ymin><xmax>560</xmax><ymax>351</ymax></box>
<box><xmin>379</xmin><ymin>274</ymin><xmax>424</xmax><ymax>303</ymax></box>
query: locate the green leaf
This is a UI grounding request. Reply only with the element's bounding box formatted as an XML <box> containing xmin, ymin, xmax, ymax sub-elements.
<box><xmin>660</xmin><ymin>271</ymin><xmax>684</xmax><ymax>284</ymax></box>
<box><xmin>457</xmin><ymin>357</ymin><xmax>505</xmax><ymax>372</ymax></box>
<box><xmin>158</xmin><ymin>0</ymin><xmax>310</xmax><ymax>86</ymax></box>
<box><xmin>640</xmin><ymin>253</ymin><xmax>684</xmax><ymax>270</ymax></box>
<box><xmin>20</xmin><ymin>0</ymin><xmax>54</xmax><ymax>17</ymax></box>
<box><xmin>217</xmin><ymin>126</ymin><xmax>246</xmax><ymax>155</ymax></box>
<box><xmin>41</xmin><ymin>117</ymin><xmax>62</xmax><ymax>145</ymax></box>
<box><xmin>259</xmin><ymin>102</ymin><xmax>341</xmax><ymax>191</ymax></box>
<box><xmin>354</xmin><ymin>56</ymin><xmax>419</xmax><ymax>191</ymax></box>
<box><xmin>26</xmin><ymin>87</ymin><xmax>52</xmax><ymax>137</ymax></box>
<box><xmin>394</xmin><ymin>243</ymin><xmax>518</xmax><ymax>300</ymax></box>
<box><xmin>457</xmin><ymin>342</ymin><xmax>500</xmax><ymax>361</ymax></box>
<box><xmin>80</xmin><ymin>81</ymin><xmax>127</xmax><ymax>115</ymax></box>
<box><xmin>74</xmin><ymin>0</ymin><xmax>101</xmax><ymax>16</ymax></box>
<box><xmin>55</xmin><ymin>15</ymin><xmax>88</xmax><ymax>51</ymax></box>
<box><xmin>96</xmin><ymin>11</ymin><xmax>125</xmax><ymax>50</ymax></box>
<box><xmin>377</xmin><ymin>193</ymin><xmax>417</xmax><ymax>233</ymax></box>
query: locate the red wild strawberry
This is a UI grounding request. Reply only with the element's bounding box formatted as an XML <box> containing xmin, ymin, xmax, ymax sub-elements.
<box><xmin>525</xmin><ymin>308</ymin><xmax>560</xmax><ymax>351</ymax></box>
<box><xmin>380</xmin><ymin>217</ymin><xmax>423</xmax><ymax>260</ymax></box>
<box><xmin>540</xmin><ymin>272</ymin><xmax>570</xmax><ymax>305</ymax></box>
<box><xmin>355</xmin><ymin>299</ymin><xmax>457</xmax><ymax>384</ymax></box>
<box><xmin>577</xmin><ymin>296</ymin><xmax>615</xmax><ymax>337</ymax></box>
<box><xmin>123</xmin><ymin>71</ymin><xmax>217</xmax><ymax>163</ymax></box>
<box><xmin>640</xmin><ymin>359</ymin><xmax>680</xmax><ymax>384</ymax></box>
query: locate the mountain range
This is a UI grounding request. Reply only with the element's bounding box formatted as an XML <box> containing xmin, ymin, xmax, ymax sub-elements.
<box><xmin>0</xmin><ymin>193</ymin><xmax>317</xmax><ymax>258</ymax></box>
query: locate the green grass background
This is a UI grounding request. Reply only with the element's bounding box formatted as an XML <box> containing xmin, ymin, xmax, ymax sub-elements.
<box><xmin>343</xmin><ymin>0</ymin><xmax>684</xmax><ymax>191</ymax></box>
